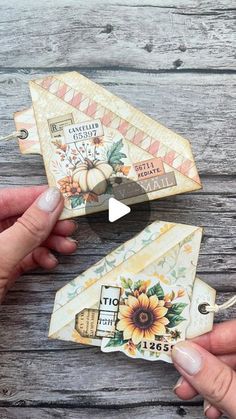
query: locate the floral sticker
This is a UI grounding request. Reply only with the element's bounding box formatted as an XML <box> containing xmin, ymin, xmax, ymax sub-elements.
<box><xmin>50</xmin><ymin>128</ymin><xmax>132</xmax><ymax>210</ymax></box>
<box><xmin>101</xmin><ymin>274</ymin><xmax>190</xmax><ymax>362</ymax></box>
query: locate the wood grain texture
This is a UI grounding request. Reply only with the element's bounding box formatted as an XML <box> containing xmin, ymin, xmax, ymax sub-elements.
<box><xmin>0</xmin><ymin>0</ymin><xmax>235</xmax><ymax>70</ymax></box>
<box><xmin>0</xmin><ymin>0</ymin><xmax>235</xmax><ymax>418</ymax></box>
<box><xmin>0</xmin><ymin>349</ymin><xmax>207</xmax><ymax>406</ymax></box>
<box><xmin>0</xmin><ymin>406</ymin><xmax>227</xmax><ymax>419</ymax></box>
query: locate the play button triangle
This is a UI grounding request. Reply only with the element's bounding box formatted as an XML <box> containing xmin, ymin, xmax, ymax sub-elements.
<box><xmin>108</xmin><ymin>197</ymin><xmax>131</xmax><ymax>223</ymax></box>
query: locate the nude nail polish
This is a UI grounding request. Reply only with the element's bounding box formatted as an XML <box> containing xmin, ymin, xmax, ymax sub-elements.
<box><xmin>172</xmin><ymin>342</ymin><xmax>203</xmax><ymax>375</ymax></box>
<box><xmin>37</xmin><ymin>187</ymin><xmax>61</xmax><ymax>212</ymax></box>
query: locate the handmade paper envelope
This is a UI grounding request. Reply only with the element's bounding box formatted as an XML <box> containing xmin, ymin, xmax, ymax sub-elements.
<box><xmin>49</xmin><ymin>220</ymin><xmax>216</xmax><ymax>363</ymax></box>
<box><xmin>14</xmin><ymin>71</ymin><xmax>201</xmax><ymax>220</ymax></box>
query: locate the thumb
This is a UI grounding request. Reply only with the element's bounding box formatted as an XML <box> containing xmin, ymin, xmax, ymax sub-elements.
<box><xmin>172</xmin><ymin>341</ymin><xmax>236</xmax><ymax>417</ymax></box>
<box><xmin>0</xmin><ymin>187</ymin><xmax>64</xmax><ymax>270</ymax></box>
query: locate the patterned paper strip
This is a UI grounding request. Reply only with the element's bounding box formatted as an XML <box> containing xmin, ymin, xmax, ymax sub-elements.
<box><xmin>34</xmin><ymin>76</ymin><xmax>200</xmax><ymax>184</ymax></box>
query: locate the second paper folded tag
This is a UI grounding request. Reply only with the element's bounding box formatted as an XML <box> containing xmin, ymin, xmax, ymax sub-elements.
<box><xmin>49</xmin><ymin>220</ymin><xmax>216</xmax><ymax>363</ymax></box>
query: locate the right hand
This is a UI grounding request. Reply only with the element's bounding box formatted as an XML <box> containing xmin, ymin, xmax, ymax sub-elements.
<box><xmin>172</xmin><ymin>319</ymin><xmax>236</xmax><ymax>418</ymax></box>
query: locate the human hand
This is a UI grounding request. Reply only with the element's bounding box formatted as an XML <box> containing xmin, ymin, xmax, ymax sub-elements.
<box><xmin>0</xmin><ymin>186</ymin><xmax>78</xmax><ymax>302</ymax></box>
<box><xmin>172</xmin><ymin>319</ymin><xmax>236</xmax><ymax>418</ymax></box>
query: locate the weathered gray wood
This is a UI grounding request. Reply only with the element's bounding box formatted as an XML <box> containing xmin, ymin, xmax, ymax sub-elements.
<box><xmin>1</xmin><ymin>405</ymin><xmax>228</xmax><ymax>419</ymax></box>
<box><xmin>0</xmin><ymin>71</ymin><xmax>235</xmax><ymax>175</ymax></box>
<box><xmin>0</xmin><ymin>0</ymin><xmax>235</xmax><ymax>70</ymax></box>
<box><xmin>0</xmin><ymin>1</ymin><xmax>235</xmax><ymax>417</ymax></box>
<box><xmin>0</xmin><ymin>350</ymin><xmax>203</xmax><ymax>406</ymax></box>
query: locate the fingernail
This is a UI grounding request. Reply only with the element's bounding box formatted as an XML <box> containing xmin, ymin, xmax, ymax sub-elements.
<box><xmin>66</xmin><ymin>237</ymin><xmax>78</xmax><ymax>246</ymax></box>
<box><xmin>37</xmin><ymin>187</ymin><xmax>61</xmax><ymax>212</ymax></box>
<box><xmin>173</xmin><ymin>376</ymin><xmax>184</xmax><ymax>392</ymax></box>
<box><xmin>48</xmin><ymin>253</ymin><xmax>58</xmax><ymax>264</ymax></box>
<box><xmin>204</xmin><ymin>400</ymin><xmax>211</xmax><ymax>416</ymax></box>
<box><xmin>172</xmin><ymin>342</ymin><xmax>203</xmax><ymax>375</ymax></box>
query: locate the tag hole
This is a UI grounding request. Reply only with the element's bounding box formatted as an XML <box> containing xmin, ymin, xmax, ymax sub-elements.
<box><xmin>198</xmin><ymin>303</ymin><xmax>210</xmax><ymax>315</ymax></box>
<box><xmin>18</xmin><ymin>129</ymin><xmax>29</xmax><ymax>140</ymax></box>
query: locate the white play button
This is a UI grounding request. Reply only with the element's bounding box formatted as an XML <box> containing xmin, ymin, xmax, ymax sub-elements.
<box><xmin>108</xmin><ymin>197</ymin><xmax>131</xmax><ymax>223</ymax></box>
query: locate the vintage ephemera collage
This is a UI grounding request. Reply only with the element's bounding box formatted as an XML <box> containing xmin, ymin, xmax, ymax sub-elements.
<box><xmin>49</xmin><ymin>220</ymin><xmax>216</xmax><ymax>363</ymax></box>
<box><xmin>13</xmin><ymin>72</ymin><xmax>216</xmax><ymax>363</ymax></box>
<box><xmin>14</xmin><ymin>71</ymin><xmax>201</xmax><ymax>220</ymax></box>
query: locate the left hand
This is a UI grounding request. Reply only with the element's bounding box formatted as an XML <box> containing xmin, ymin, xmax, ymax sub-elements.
<box><xmin>0</xmin><ymin>185</ymin><xmax>78</xmax><ymax>302</ymax></box>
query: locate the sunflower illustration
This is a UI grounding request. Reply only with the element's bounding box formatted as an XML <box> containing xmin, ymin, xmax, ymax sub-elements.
<box><xmin>116</xmin><ymin>293</ymin><xmax>169</xmax><ymax>345</ymax></box>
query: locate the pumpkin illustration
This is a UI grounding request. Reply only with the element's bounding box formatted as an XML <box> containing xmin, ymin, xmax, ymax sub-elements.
<box><xmin>72</xmin><ymin>158</ymin><xmax>113</xmax><ymax>195</ymax></box>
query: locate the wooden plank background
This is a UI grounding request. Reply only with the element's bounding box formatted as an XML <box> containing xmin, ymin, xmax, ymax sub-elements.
<box><xmin>0</xmin><ymin>1</ymin><xmax>235</xmax><ymax>418</ymax></box>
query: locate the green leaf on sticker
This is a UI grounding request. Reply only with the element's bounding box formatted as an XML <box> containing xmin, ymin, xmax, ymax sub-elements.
<box><xmin>170</xmin><ymin>303</ymin><xmax>188</xmax><ymax>315</ymax></box>
<box><xmin>107</xmin><ymin>139</ymin><xmax>127</xmax><ymax>166</ymax></box>
<box><xmin>133</xmin><ymin>280</ymin><xmax>142</xmax><ymax>291</ymax></box>
<box><xmin>105</xmin><ymin>331</ymin><xmax>125</xmax><ymax>348</ymax></box>
<box><xmin>147</xmin><ymin>282</ymin><xmax>164</xmax><ymax>299</ymax></box>
<box><xmin>167</xmin><ymin>315</ymin><xmax>186</xmax><ymax>328</ymax></box>
<box><xmin>107</xmin><ymin>139</ymin><xmax>123</xmax><ymax>159</ymax></box>
<box><xmin>120</xmin><ymin>276</ymin><xmax>133</xmax><ymax>289</ymax></box>
<box><xmin>70</xmin><ymin>194</ymin><xmax>85</xmax><ymax>208</ymax></box>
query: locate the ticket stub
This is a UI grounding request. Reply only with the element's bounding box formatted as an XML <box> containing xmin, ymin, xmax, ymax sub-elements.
<box><xmin>96</xmin><ymin>286</ymin><xmax>120</xmax><ymax>338</ymax></box>
<box><xmin>63</xmin><ymin>119</ymin><xmax>104</xmax><ymax>144</ymax></box>
<box><xmin>48</xmin><ymin>113</ymin><xmax>74</xmax><ymax>139</ymax></box>
<box><xmin>75</xmin><ymin>308</ymin><xmax>99</xmax><ymax>338</ymax></box>
<box><xmin>134</xmin><ymin>157</ymin><xmax>165</xmax><ymax>180</ymax></box>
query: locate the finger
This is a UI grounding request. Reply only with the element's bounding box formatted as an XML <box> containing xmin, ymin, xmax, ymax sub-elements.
<box><xmin>204</xmin><ymin>400</ymin><xmax>222</xmax><ymax>419</ymax></box>
<box><xmin>1</xmin><ymin>217</ymin><xmax>77</xmax><ymax>237</ymax></box>
<box><xmin>0</xmin><ymin>185</ymin><xmax>47</xmax><ymax>220</ymax></box>
<box><xmin>0</xmin><ymin>187</ymin><xmax>63</xmax><ymax>271</ymax></box>
<box><xmin>193</xmin><ymin>320</ymin><xmax>236</xmax><ymax>355</ymax></box>
<box><xmin>218</xmin><ymin>354</ymin><xmax>236</xmax><ymax>370</ymax></box>
<box><xmin>173</xmin><ymin>376</ymin><xmax>198</xmax><ymax>400</ymax></box>
<box><xmin>21</xmin><ymin>247</ymin><xmax>58</xmax><ymax>271</ymax></box>
<box><xmin>1</xmin><ymin>247</ymin><xmax>58</xmax><ymax>299</ymax></box>
<box><xmin>43</xmin><ymin>235</ymin><xmax>78</xmax><ymax>254</ymax></box>
<box><xmin>172</xmin><ymin>341</ymin><xmax>236</xmax><ymax>417</ymax></box>
<box><xmin>52</xmin><ymin>220</ymin><xmax>77</xmax><ymax>236</ymax></box>
<box><xmin>174</xmin><ymin>353</ymin><xmax>236</xmax><ymax>401</ymax></box>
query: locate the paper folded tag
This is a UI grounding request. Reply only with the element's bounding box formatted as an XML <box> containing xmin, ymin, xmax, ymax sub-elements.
<box><xmin>49</xmin><ymin>219</ymin><xmax>216</xmax><ymax>363</ymax></box>
<box><xmin>14</xmin><ymin>71</ymin><xmax>201</xmax><ymax>220</ymax></box>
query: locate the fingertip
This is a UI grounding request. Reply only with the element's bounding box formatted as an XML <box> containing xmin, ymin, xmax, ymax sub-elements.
<box><xmin>43</xmin><ymin>235</ymin><xmax>78</xmax><ymax>254</ymax></box>
<box><xmin>204</xmin><ymin>401</ymin><xmax>222</xmax><ymax>419</ymax></box>
<box><xmin>53</xmin><ymin>220</ymin><xmax>78</xmax><ymax>236</ymax></box>
<box><xmin>46</xmin><ymin>252</ymin><xmax>59</xmax><ymax>269</ymax></box>
<box><xmin>173</xmin><ymin>375</ymin><xmax>198</xmax><ymax>400</ymax></box>
<box><xmin>32</xmin><ymin>248</ymin><xmax>58</xmax><ymax>270</ymax></box>
<box><xmin>173</xmin><ymin>376</ymin><xmax>184</xmax><ymax>392</ymax></box>
<box><xmin>63</xmin><ymin>237</ymin><xmax>78</xmax><ymax>254</ymax></box>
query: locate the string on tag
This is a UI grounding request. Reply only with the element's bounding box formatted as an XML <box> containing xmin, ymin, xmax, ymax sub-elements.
<box><xmin>199</xmin><ymin>295</ymin><xmax>236</xmax><ymax>314</ymax></box>
<box><xmin>0</xmin><ymin>129</ymin><xmax>28</xmax><ymax>142</ymax></box>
